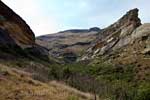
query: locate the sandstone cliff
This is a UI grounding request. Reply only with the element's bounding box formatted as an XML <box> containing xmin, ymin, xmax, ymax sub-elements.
<box><xmin>82</xmin><ymin>8</ymin><xmax>142</xmax><ymax>59</ymax></box>
<box><xmin>0</xmin><ymin>1</ymin><xmax>49</xmax><ymax>61</ymax></box>
<box><xmin>0</xmin><ymin>1</ymin><xmax>35</xmax><ymax>48</ymax></box>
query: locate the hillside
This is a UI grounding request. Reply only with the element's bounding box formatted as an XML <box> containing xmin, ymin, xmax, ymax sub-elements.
<box><xmin>0</xmin><ymin>64</ymin><xmax>95</xmax><ymax>100</ymax></box>
<box><xmin>36</xmin><ymin>28</ymin><xmax>100</xmax><ymax>63</ymax></box>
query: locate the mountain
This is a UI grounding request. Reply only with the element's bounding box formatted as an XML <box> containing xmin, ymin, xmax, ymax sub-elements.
<box><xmin>81</xmin><ymin>8</ymin><xmax>150</xmax><ymax>81</ymax></box>
<box><xmin>82</xmin><ymin>8</ymin><xmax>141</xmax><ymax>59</ymax></box>
<box><xmin>36</xmin><ymin>27</ymin><xmax>100</xmax><ymax>63</ymax></box>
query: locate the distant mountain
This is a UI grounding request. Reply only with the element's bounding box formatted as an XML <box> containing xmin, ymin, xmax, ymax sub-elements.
<box><xmin>59</xmin><ymin>27</ymin><xmax>101</xmax><ymax>33</ymax></box>
<box><xmin>36</xmin><ymin>27</ymin><xmax>101</xmax><ymax>63</ymax></box>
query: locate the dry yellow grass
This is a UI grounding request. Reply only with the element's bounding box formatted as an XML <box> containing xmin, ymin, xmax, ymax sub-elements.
<box><xmin>0</xmin><ymin>64</ymin><xmax>96</xmax><ymax>100</ymax></box>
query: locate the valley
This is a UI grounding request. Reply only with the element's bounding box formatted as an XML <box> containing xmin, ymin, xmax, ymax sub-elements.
<box><xmin>0</xmin><ymin>1</ymin><xmax>150</xmax><ymax>100</ymax></box>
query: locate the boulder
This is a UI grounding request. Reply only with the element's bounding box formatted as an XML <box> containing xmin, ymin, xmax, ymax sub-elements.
<box><xmin>131</xmin><ymin>23</ymin><xmax>150</xmax><ymax>41</ymax></box>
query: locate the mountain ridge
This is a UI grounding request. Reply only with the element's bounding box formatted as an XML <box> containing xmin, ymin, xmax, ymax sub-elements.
<box><xmin>36</xmin><ymin>27</ymin><xmax>100</xmax><ymax>63</ymax></box>
<box><xmin>58</xmin><ymin>27</ymin><xmax>101</xmax><ymax>33</ymax></box>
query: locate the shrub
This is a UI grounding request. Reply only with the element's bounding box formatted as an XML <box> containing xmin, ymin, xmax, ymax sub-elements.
<box><xmin>67</xmin><ymin>96</ymin><xmax>79</xmax><ymax>100</ymax></box>
<box><xmin>136</xmin><ymin>82</ymin><xmax>150</xmax><ymax>100</ymax></box>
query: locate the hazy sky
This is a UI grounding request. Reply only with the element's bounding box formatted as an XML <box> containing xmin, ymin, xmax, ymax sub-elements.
<box><xmin>2</xmin><ymin>0</ymin><xmax>150</xmax><ymax>36</ymax></box>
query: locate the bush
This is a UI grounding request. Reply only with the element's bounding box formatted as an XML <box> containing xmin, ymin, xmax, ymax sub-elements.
<box><xmin>67</xmin><ymin>96</ymin><xmax>79</xmax><ymax>100</ymax></box>
<box><xmin>136</xmin><ymin>82</ymin><xmax>150</xmax><ymax>100</ymax></box>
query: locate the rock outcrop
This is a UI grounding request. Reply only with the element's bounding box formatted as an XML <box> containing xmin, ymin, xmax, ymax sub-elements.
<box><xmin>0</xmin><ymin>1</ymin><xmax>49</xmax><ymax>61</ymax></box>
<box><xmin>0</xmin><ymin>28</ymin><xmax>17</xmax><ymax>47</ymax></box>
<box><xmin>0</xmin><ymin>1</ymin><xmax>35</xmax><ymax>48</ymax></box>
<box><xmin>81</xmin><ymin>9</ymin><xmax>150</xmax><ymax>78</ymax></box>
<box><xmin>80</xmin><ymin>9</ymin><xmax>150</xmax><ymax>80</ymax></box>
<box><xmin>82</xmin><ymin>8</ymin><xmax>142</xmax><ymax>60</ymax></box>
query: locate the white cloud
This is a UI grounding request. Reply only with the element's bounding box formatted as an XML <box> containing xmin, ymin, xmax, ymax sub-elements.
<box><xmin>2</xmin><ymin>0</ymin><xmax>60</xmax><ymax>36</ymax></box>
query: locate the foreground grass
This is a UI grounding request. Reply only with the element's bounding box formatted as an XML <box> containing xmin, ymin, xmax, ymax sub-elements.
<box><xmin>0</xmin><ymin>64</ymin><xmax>95</xmax><ymax>100</ymax></box>
<box><xmin>0</xmin><ymin>55</ymin><xmax>149</xmax><ymax>100</ymax></box>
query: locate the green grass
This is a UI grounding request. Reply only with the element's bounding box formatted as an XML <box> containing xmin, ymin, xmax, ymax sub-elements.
<box><xmin>68</xmin><ymin>96</ymin><xmax>79</xmax><ymax>100</ymax></box>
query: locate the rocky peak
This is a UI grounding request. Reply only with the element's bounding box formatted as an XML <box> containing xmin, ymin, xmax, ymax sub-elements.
<box><xmin>89</xmin><ymin>27</ymin><xmax>101</xmax><ymax>32</ymax></box>
<box><xmin>0</xmin><ymin>1</ymin><xmax>35</xmax><ymax>48</ymax></box>
<box><xmin>59</xmin><ymin>27</ymin><xmax>101</xmax><ymax>34</ymax></box>
<box><xmin>97</xmin><ymin>8</ymin><xmax>141</xmax><ymax>40</ymax></box>
<box><xmin>95</xmin><ymin>8</ymin><xmax>141</xmax><ymax>48</ymax></box>
<box><xmin>117</xmin><ymin>8</ymin><xmax>141</xmax><ymax>27</ymax></box>
<box><xmin>82</xmin><ymin>8</ymin><xmax>142</xmax><ymax>60</ymax></box>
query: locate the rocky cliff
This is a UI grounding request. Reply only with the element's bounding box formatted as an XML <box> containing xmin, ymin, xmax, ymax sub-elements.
<box><xmin>0</xmin><ymin>1</ymin><xmax>49</xmax><ymax>61</ymax></box>
<box><xmin>0</xmin><ymin>1</ymin><xmax>35</xmax><ymax>48</ymax></box>
<box><xmin>81</xmin><ymin>9</ymin><xmax>150</xmax><ymax>78</ymax></box>
<box><xmin>82</xmin><ymin>8</ymin><xmax>142</xmax><ymax>59</ymax></box>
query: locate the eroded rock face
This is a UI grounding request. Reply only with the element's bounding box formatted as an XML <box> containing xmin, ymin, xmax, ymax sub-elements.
<box><xmin>96</xmin><ymin>8</ymin><xmax>141</xmax><ymax>40</ymax></box>
<box><xmin>0</xmin><ymin>1</ymin><xmax>35</xmax><ymax>48</ymax></box>
<box><xmin>82</xmin><ymin>8</ymin><xmax>142</xmax><ymax>60</ymax></box>
<box><xmin>0</xmin><ymin>1</ymin><xmax>50</xmax><ymax>61</ymax></box>
<box><xmin>0</xmin><ymin>28</ymin><xmax>16</xmax><ymax>47</ymax></box>
<box><xmin>131</xmin><ymin>23</ymin><xmax>150</xmax><ymax>40</ymax></box>
<box><xmin>81</xmin><ymin>9</ymin><xmax>150</xmax><ymax>74</ymax></box>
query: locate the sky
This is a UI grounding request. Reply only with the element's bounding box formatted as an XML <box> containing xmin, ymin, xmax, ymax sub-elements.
<box><xmin>2</xmin><ymin>0</ymin><xmax>150</xmax><ymax>36</ymax></box>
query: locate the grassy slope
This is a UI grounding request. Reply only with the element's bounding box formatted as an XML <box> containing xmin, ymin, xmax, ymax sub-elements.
<box><xmin>0</xmin><ymin>64</ymin><xmax>95</xmax><ymax>100</ymax></box>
